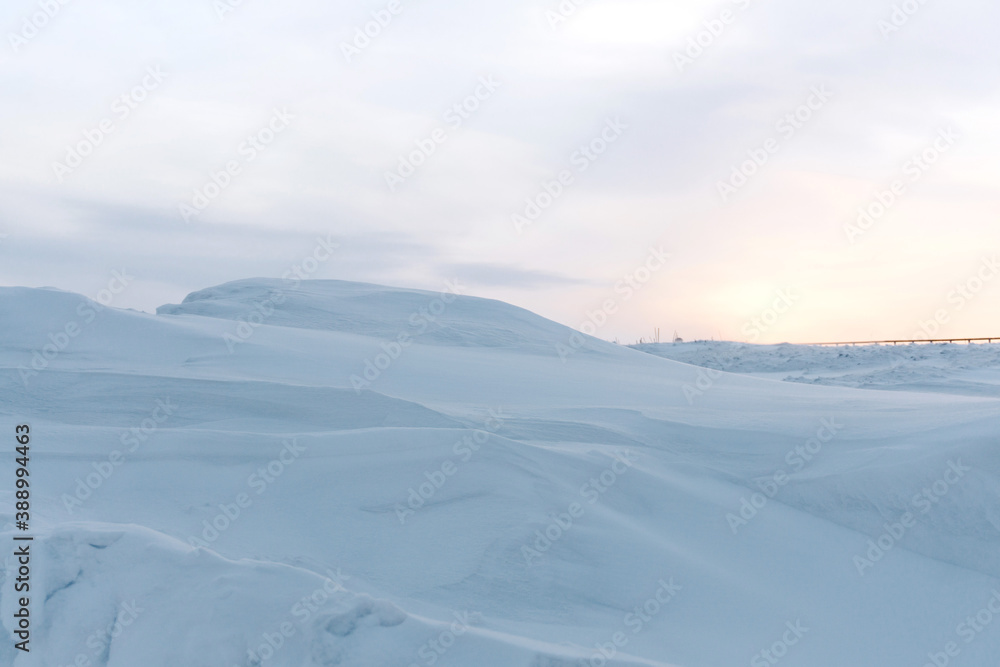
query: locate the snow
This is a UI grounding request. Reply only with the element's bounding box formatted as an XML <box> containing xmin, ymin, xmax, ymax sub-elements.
<box><xmin>2</xmin><ymin>279</ymin><xmax>999</xmax><ymax>666</ymax></box>
<box><xmin>632</xmin><ymin>340</ymin><xmax>1000</xmax><ymax>397</ymax></box>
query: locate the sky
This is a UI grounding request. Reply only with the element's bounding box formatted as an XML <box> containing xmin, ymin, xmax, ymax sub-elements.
<box><xmin>1</xmin><ymin>0</ymin><xmax>998</xmax><ymax>344</ymax></box>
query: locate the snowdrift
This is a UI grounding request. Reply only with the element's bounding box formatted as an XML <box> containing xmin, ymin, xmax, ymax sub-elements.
<box><xmin>2</xmin><ymin>280</ymin><xmax>999</xmax><ymax>666</ymax></box>
<box><xmin>634</xmin><ymin>340</ymin><xmax>1000</xmax><ymax>396</ymax></box>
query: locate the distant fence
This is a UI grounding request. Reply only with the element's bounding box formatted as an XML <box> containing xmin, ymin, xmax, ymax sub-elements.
<box><xmin>809</xmin><ymin>337</ymin><xmax>999</xmax><ymax>347</ymax></box>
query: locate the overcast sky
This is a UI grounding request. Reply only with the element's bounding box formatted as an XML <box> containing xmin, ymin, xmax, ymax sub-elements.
<box><xmin>1</xmin><ymin>0</ymin><xmax>998</xmax><ymax>343</ymax></box>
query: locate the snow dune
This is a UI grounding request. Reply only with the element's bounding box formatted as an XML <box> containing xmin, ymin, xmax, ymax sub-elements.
<box><xmin>633</xmin><ymin>340</ymin><xmax>1000</xmax><ymax>397</ymax></box>
<box><xmin>1</xmin><ymin>279</ymin><xmax>999</xmax><ymax>666</ymax></box>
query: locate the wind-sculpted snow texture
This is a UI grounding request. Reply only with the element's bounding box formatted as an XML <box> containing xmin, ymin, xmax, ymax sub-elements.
<box><xmin>2</xmin><ymin>280</ymin><xmax>999</xmax><ymax>666</ymax></box>
<box><xmin>634</xmin><ymin>340</ymin><xmax>1000</xmax><ymax>396</ymax></box>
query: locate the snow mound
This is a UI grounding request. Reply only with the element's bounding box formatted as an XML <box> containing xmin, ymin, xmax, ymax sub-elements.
<box><xmin>2</xmin><ymin>280</ymin><xmax>1000</xmax><ymax>666</ymax></box>
<box><xmin>0</xmin><ymin>522</ymin><xmax>678</xmax><ymax>667</ymax></box>
<box><xmin>633</xmin><ymin>340</ymin><xmax>1000</xmax><ymax>396</ymax></box>
<box><xmin>1</xmin><ymin>522</ymin><xmax>410</xmax><ymax>667</ymax></box>
<box><xmin>157</xmin><ymin>279</ymin><xmax>611</xmax><ymax>354</ymax></box>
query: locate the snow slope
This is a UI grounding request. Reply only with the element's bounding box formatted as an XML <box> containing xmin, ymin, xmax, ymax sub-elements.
<box><xmin>632</xmin><ymin>340</ymin><xmax>1000</xmax><ymax>397</ymax></box>
<box><xmin>2</xmin><ymin>280</ymin><xmax>999</xmax><ymax>667</ymax></box>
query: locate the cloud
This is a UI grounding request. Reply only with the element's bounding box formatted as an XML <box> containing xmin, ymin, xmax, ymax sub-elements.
<box><xmin>440</xmin><ymin>262</ymin><xmax>597</xmax><ymax>289</ymax></box>
<box><xmin>1</xmin><ymin>0</ymin><xmax>999</xmax><ymax>341</ymax></box>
